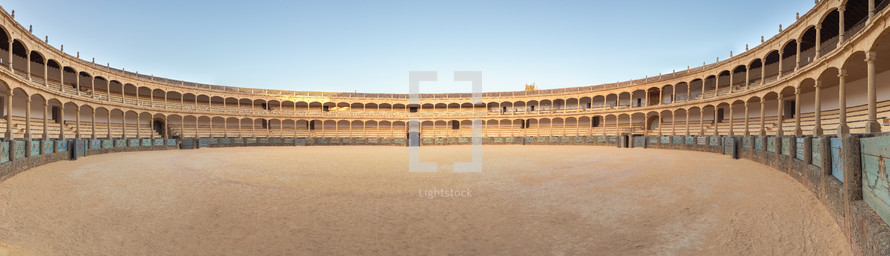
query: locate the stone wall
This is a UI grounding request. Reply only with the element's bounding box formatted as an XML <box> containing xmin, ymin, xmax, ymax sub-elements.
<box><xmin>0</xmin><ymin>138</ymin><xmax>179</xmax><ymax>184</ymax></box>
<box><xmin>648</xmin><ymin>134</ymin><xmax>890</xmax><ymax>256</ymax></box>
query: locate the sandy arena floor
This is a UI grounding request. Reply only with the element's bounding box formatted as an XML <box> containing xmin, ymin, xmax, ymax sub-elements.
<box><xmin>0</xmin><ymin>145</ymin><xmax>852</xmax><ymax>255</ymax></box>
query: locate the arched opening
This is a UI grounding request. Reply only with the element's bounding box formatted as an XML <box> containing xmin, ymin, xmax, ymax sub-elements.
<box><xmin>646</xmin><ymin>114</ymin><xmax>659</xmax><ymax>131</ymax></box>
<box><xmin>717</xmin><ymin>71</ymin><xmax>730</xmax><ymax>95</ymax></box>
<box><xmin>844</xmin><ymin>0</ymin><xmax>869</xmax><ymax>38</ymax></box>
<box><xmin>703</xmin><ymin>76</ymin><xmax>717</xmax><ymax>98</ymax></box>
<box><xmin>732</xmin><ymin>65</ymin><xmax>747</xmax><ymax>92</ymax></box>
<box><xmin>821</xmin><ymin>10</ymin><xmax>841</xmax><ymax>54</ymax></box>
<box><xmin>29</xmin><ymin>51</ymin><xmax>45</xmax><ymax>81</ymax></box>
<box><xmin>748</xmin><ymin>59</ymin><xmax>764</xmax><ymax>87</ymax></box>
<box><xmin>800</xmin><ymin>27</ymin><xmax>817</xmax><ymax>67</ymax></box>
<box><xmin>661</xmin><ymin>85</ymin><xmax>674</xmax><ymax>104</ymax></box>
<box><xmin>11</xmin><ymin>40</ymin><xmax>27</xmax><ymax>74</ymax></box>
<box><xmin>781</xmin><ymin>40</ymin><xmax>798</xmax><ymax>76</ymax></box>
<box><xmin>153</xmin><ymin>118</ymin><xmax>166</xmax><ymax>138</ymax></box>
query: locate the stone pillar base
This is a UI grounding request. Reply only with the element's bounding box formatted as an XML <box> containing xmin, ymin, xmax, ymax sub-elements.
<box><xmin>812</xmin><ymin>127</ymin><xmax>823</xmax><ymax>136</ymax></box>
<box><xmin>865</xmin><ymin>120</ymin><xmax>881</xmax><ymax>134</ymax></box>
<box><xmin>837</xmin><ymin>125</ymin><xmax>850</xmax><ymax>136</ymax></box>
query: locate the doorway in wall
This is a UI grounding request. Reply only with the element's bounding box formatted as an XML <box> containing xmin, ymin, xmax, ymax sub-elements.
<box><xmin>153</xmin><ymin>119</ymin><xmax>166</xmax><ymax>138</ymax></box>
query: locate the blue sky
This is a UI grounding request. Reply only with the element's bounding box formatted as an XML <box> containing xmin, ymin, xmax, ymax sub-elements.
<box><xmin>5</xmin><ymin>0</ymin><xmax>814</xmax><ymax>93</ymax></box>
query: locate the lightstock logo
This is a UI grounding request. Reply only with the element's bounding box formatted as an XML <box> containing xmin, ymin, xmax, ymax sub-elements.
<box><xmin>408</xmin><ymin>71</ymin><xmax>483</xmax><ymax>173</ymax></box>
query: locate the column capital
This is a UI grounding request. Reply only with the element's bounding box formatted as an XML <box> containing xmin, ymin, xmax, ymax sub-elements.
<box><xmin>795</xmin><ymin>87</ymin><xmax>801</xmax><ymax>95</ymax></box>
<box><xmin>815</xmin><ymin>79</ymin><xmax>822</xmax><ymax>88</ymax></box>
<box><xmin>866</xmin><ymin>51</ymin><xmax>877</xmax><ymax>62</ymax></box>
<box><xmin>839</xmin><ymin>68</ymin><xmax>848</xmax><ymax>78</ymax></box>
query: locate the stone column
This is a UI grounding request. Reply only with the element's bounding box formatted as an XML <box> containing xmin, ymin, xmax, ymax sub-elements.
<box><xmin>714</xmin><ymin>77</ymin><xmax>719</xmax><ymax>95</ymax></box>
<box><xmin>794</xmin><ymin>87</ymin><xmax>802</xmax><ymax>136</ymax></box>
<box><xmin>6</xmin><ymin>40</ymin><xmax>11</xmax><ymax>70</ymax></box>
<box><xmin>164</xmin><ymin>116</ymin><xmax>169</xmax><ymax>140</ymax></box>
<box><xmin>91</xmin><ymin>110</ymin><xmax>96</xmax><ymax>140</ymax></box>
<box><xmin>59</xmin><ymin>67</ymin><xmax>64</xmax><ymax>92</ymax></box>
<box><xmin>59</xmin><ymin>105</ymin><xmax>66</xmax><ymax>140</ymax></box>
<box><xmin>701</xmin><ymin>79</ymin><xmax>706</xmax><ymax>97</ymax></box>
<box><xmin>42</xmin><ymin>101</ymin><xmax>48</xmax><ymax>140</ymax></box>
<box><xmin>685</xmin><ymin>112</ymin><xmax>690</xmax><ymax>136</ymax></box>
<box><xmin>760</xmin><ymin>101</ymin><xmax>766</xmax><ymax>136</ymax></box>
<box><xmin>760</xmin><ymin>64</ymin><xmax>766</xmax><ymax>86</ymax></box>
<box><xmin>865</xmin><ymin>51</ymin><xmax>881</xmax><ymax>133</ymax></box>
<box><xmin>869</xmin><ymin>0</ymin><xmax>875</xmax><ymax>21</ymax></box>
<box><xmin>671</xmin><ymin>87</ymin><xmax>676</xmax><ymax>104</ymax></box>
<box><xmin>137</xmin><ymin>115</ymin><xmax>141</xmax><ymax>139</ymax></box>
<box><xmin>713</xmin><ymin>107</ymin><xmax>719</xmax><ymax>136</ymax></box>
<box><xmin>815</xmin><ymin>25</ymin><xmax>822</xmax><ymax>59</ymax></box>
<box><xmin>778</xmin><ymin>52</ymin><xmax>784</xmax><ymax>78</ymax></box>
<box><xmin>839</xmin><ymin>7</ymin><xmax>846</xmax><ymax>44</ymax></box>
<box><xmin>795</xmin><ymin>41</ymin><xmax>801</xmax><ymax>71</ymax></box>
<box><xmin>121</xmin><ymin>113</ymin><xmax>126</xmax><ymax>139</ymax></box>
<box><xmin>26</xmin><ymin>52</ymin><xmax>31</xmax><ymax>80</ymax></box>
<box><xmin>106</xmin><ymin>112</ymin><xmax>112</xmax><ymax>139</ymax></box>
<box><xmin>777</xmin><ymin>96</ymin><xmax>784</xmax><ymax>136</ymax></box>
<box><xmin>150</xmin><ymin>116</ymin><xmax>155</xmax><ymax>140</ymax></box>
<box><xmin>699</xmin><ymin>110</ymin><xmax>704</xmax><ymax>136</ymax></box>
<box><xmin>686</xmin><ymin>84</ymin><xmax>691</xmax><ymax>100</ymax></box>
<box><xmin>24</xmin><ymin>97</ymin><xmax>31</xmax><ymax>139</ymax></box>
<box><xmin>5</xmin><ymin>91</ymin><xmax>12</xmax><ymax>138</ymax></box>
<box><xmin>729</xmin><ymin>73</ymin><xmax>734</xmax><ymax>93</ymax></box>
<box><xmin>814</xmin><ymin>80</ymin><xmax>823</xmax><ymax>135</ymax></box>
<box><xmin>643</xmin><ymin>114</ymin><xmax>649</xmax><ymax>136</ymax></box>
<box><xmin>671</xmin><ymin>111</ymin><xmax>676</xmax><ymax>136</ymax></box>
<box><xmin>644</xmin><ymin>92</ymin><xmax>649</xmax><ymax>107</ymax></box>
<box><xmin>75</xmin><ymin>107</ymin><xmax>81</xmax><ymax>139</ymax></box>
<box><xmin>745</xmin><ymin>101</ymin><xmax>751</xmax><ymax>136</ymax></box>
<box><xmin>838</xmin><ymin>69</ymin><xmax>850</xmax><ymax>135</ymax></box>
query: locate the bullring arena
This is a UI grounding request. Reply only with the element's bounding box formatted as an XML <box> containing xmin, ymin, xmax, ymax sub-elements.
<box><xmin>0</xmin><ymin>0</ymin><xmax>888</xmax><ymax>255</ymax></box>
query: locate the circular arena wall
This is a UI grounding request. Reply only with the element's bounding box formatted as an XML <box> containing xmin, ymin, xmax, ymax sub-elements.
<box><xmin>0</xmin><ymin>0</ymin><xmax>886</xmax><ymax>255</ymax></box>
